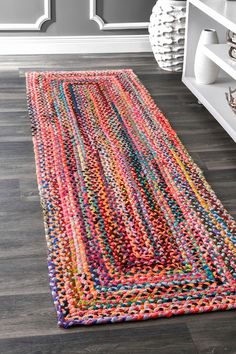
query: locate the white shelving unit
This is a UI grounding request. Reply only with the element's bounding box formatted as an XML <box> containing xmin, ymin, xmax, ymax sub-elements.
<box><xmin>182</xmin><ymin>0</ymin><xmax>236</xmax><ymax>142</ymax></box>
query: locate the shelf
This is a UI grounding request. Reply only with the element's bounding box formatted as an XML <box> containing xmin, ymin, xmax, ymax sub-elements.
<box><xmin>182</xmin><ymin>75</ymin><xmax>236</xmax><ymax>142</ymax></box>
<box><xmin>183</xmin><ymin>0</ymin><xmax>236</xmax><ymax>142</ymax></box>
<box><xmin>204</xmin><ymin>44</ymin><xmax>236</xmax><ymax>81</ymax></box>
<box><xmin>190</xmin><ymin>0</ymin><xmax>236</xmax><ymax>33</ymax></box>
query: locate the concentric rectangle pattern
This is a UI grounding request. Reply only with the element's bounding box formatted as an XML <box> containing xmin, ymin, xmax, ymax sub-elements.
<box><xmin>26</xmin><ymin>70</ymin><xmax>236</xmax><ymax>328</ymax></box>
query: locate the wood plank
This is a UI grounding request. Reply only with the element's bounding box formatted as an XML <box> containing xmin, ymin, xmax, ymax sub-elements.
<box><xmin>0</xmin><ymin>321</ymin><xmax>198</xmax><ymax>353</ymax></box>
<box><xmin>187</xmin><ymin>311</ymin><xmax>236</xmax><ymax>353</ymax></box>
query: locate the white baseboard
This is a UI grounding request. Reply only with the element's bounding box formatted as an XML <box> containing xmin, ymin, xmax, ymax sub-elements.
<box><xmin>0</xmin><ymin>35</ymin><xmax>151</xmax><ymax>55</ymax></box>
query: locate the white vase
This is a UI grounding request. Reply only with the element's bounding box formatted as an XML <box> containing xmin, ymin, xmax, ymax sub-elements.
<box><xmin>194</xmin><ymin>29</ymin><xmax>219</xmax><ymax>84</ymax></box>
<box><xmin>149</xmin><ymin>0</ymin><xmax>186</xmax><ymax>72</ymax></box>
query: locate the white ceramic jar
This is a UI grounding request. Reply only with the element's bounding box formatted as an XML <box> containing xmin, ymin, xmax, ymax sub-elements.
<box><xmin>194</xmin><ymin>29</ymin><xmax>220</xmax><ymax>84</ymax></box>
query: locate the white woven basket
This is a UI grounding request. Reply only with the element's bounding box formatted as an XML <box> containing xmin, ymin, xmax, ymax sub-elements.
<box><xmin>149</xmin><ymin>0</ymin><xmax>186</xmax><ymax>72</ymax></box>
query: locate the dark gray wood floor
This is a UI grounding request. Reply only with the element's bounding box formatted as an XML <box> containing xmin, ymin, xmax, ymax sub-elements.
<box><xmin>0</xmin><ymin>53</ymin><xmax>236</xmax><ymax>354</ymax></box>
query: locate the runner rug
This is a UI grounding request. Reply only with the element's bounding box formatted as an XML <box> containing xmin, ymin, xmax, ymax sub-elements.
<box><xmin>26</xmin><ymin>70</ymin><xmax>236</xmax><ymax>328</ymax></box>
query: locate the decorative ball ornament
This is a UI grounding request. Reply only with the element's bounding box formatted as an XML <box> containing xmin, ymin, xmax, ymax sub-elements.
<box><xmin>149</xmin><ymin>0</ymin><xmax>186</xmax><ymax>72</ymax></box>
<box><xmin>226</xmin><ymin>30</ymin><xmax>236</xmax><ymax>61</ymax></box>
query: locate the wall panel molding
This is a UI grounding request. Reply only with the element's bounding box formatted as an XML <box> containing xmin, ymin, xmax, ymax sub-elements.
<box><xmin>0</xmin><ymin>0</ymin><xmax>51</xmax><ymax>31</ymax></box>
<box><xmin>0</xmin><ymin>35</ymin><xmax>151</xmax><ymax>54</ymax></box>
<box><xmin>89</xmin><ymin>0</ymin><xmax>149</xmax><ymax>30</ymax></box>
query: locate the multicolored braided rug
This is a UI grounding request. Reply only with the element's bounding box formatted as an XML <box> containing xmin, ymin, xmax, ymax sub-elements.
<box><xmin>26</xmin><ymin>70</ymin><xmax>236</xmax><ymax>328</ymax></box>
